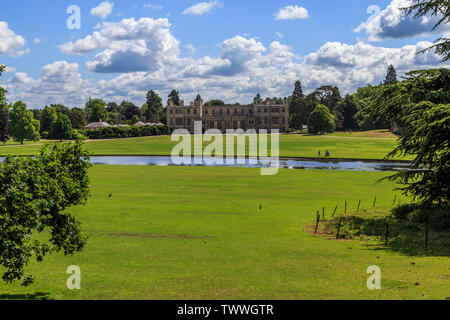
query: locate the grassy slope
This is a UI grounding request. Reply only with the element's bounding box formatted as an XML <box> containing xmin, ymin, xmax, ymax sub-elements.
<box><xmin>0</xmin><ymin>166</ymin><xmax>447</xmax><ymax>300</ymax></box>
<box><xmin>0</xmin><ymin>134</ymin><xmax>403</xmax><ymax>160</ymax></box>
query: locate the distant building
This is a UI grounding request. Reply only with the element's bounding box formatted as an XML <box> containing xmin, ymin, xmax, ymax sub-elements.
<box><xmin>167</xmin><ymin>94</ymin><xmax>289</xmax><ymax>132</ymax></box>
<box><xmin>85</xmin><ymin>119</ymin><xmax>111</xmax><ymax>131</ymax></box>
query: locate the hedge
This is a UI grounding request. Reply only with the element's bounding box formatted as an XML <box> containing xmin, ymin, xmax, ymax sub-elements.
<box><xmin>79</xmin><ymin>125</ymin><xmax>170</xmax><ymax>139</ymax></box>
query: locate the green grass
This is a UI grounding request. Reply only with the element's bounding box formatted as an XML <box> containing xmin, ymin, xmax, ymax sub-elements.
<box><xmin>0</xmin><ymin>134</ymin><xmax>405</xmax><ymax>160</ymax></box>
<box><xmin>0</xmin><ymin>166</ymin><xmax>448</xmax><ymax>300</ymax></box>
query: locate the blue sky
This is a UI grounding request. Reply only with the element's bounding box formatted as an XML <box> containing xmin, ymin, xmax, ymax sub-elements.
<box><xmin>0</xmin><ymin>0</ymin><xmax>449</xmax><ymax>108</ymax></box>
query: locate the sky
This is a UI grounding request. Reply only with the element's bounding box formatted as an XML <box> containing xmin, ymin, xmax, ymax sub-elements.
<box><xmin>0</xmin><ymin>0</ymin><xmax>449</xmax><ymax>108</ymax></box>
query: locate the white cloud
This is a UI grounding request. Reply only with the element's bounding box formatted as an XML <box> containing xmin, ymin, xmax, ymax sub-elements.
<box><xmin>275</xmin><ymin>32</ymin><xmax>284</xmax><ymax>38</ymax></box>
<box><xmin>143</xmin><ymin>4</ymin><xmax>163</xmax><ymax>10</ymax></box>
<box><xmin>91</xmin><ymin>1</ymin><xmax>114</xmax><ymax>19</ymax></box>
<box><xmin>354</xmin><ymin>0</ymin><xmax>450</xmax><ymax>41</ymax></box>
<box><xmin>59</xmin><ymin>17</ymin><xmax>180</xmax><ymax>73</ymax></box>
<box><xmin>186</xmin><ymin>44</ymin><xmax>197</xmax><ymax>55</ymax></box>
<box><xmin>183</xmin><ymin>1</ymin><xmax>222</xmax><ymax>16</ymax></box>
<box><xmin>34</xmin><ymin>38</ymin><xmax>41</xmax><ymax>44</ymax></box>
<box><xmin>275</xmin><ymin>5</ymin><xmax>308</xmax><ymax>20</ymax></box>
<box><xmin>0</xmin><ymin>21</ymin><xmax>29</xmax><ymax>57</ymax></box>
<box><xmin>8</xmin><ymin>19</ymin><xmax>449</xmax><ymax>108</ymax></box>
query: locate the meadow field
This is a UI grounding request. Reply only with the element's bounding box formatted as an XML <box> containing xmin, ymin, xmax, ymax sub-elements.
<box><xmin>0</xmin><ymin>133</ymin><xmax>404</xmax><ymax>160</ymax></box>
<box><xmin>0</xmin><ymin>166</ymin><xmax>448</xmax><ymax>300</ymax></box>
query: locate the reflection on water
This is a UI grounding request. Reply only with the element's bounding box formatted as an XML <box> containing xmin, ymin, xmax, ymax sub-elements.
<box><xmin>87</xmin><ymin>156</ymin><xmax>410</xmax><ymax>172</ymax></box>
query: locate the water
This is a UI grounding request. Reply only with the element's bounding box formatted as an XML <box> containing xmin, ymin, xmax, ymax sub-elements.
<box><xmin>0</xmin><ymin>155</ymin><xmax>411</xmax><ymax>171</ymax></box>
<box><xmin>87</xmin><ymin>156</ymin><xmax>410</xmax><ymax>172</ymax></box>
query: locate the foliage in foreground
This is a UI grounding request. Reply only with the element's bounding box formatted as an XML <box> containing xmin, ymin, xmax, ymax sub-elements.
<box><xmin>0</xmin><ymin>138</ymin><xmax>91</xmax><ymax>286</ymax></box>
<box><xmin>365</xmin><ymin>68</ymin><xmax>450</xmax><ymax>205</ymax></box>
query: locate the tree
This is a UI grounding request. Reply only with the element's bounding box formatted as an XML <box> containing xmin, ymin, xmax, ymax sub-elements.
<box><xmin>121</xmin><ymin>102</ymin><xmax>141</xmax><ymax>120</ymax></box>
<box><xmin>106</xmin><ymin>102</ymin><xmax>120</xmax><ymax>113</ymax></box>
<box><xmin>404</xmin><ymin>0</ymin><xmax>450</xmax><ymax>61</ymax></box>
<box><xmin>168</xmin><ymin>89</ymin><xmax>180</xmax><ymax>106</ymax></box>
<box><xmin>0</xmin><ymin>105</ymin><xmax>8</xmax><ymax>144</ymax></box>
<box><xmin>308</xmin><ymin>86</ymin><xmax>343</xmax><ymax>129</ymax></box>
<box><xmin>384</xmin><ymin>65</ymin><xmax>398</xmax><ymax>85</ymax></box>
<box><xmin>204</xmin><ymin>99</ymin><xmax>225</xmax><ymax>106</ymax></box>
<box><xmin>8</xmin><ymin>101</ymin><xmax>40</xmax><ymax>144</ymax></box>
<box><xmin>50</xmin><ymin>113</ymin><xmax>73</xmax><ymax>141</ymax></box>
<box><xmin>293</xmin><ymin>80</ymin><xmax>304</xmax><ymax>99</ymax></box>
<box><xmin>69</xmin><ymin>108</ymin><xmax>87</xmax><ymax>129</ymax></box>
<box><xmin>145</xmin><ymin>90</ymin><xmax>163</xmax><ymax>122</ymax></box>
<box><xmin>89</xmin><ymin>103</ymin><xmax>108</xmax><ymax>122</ymax></box>
<box><xmin>0</xmin><ymin>65</ymin><xmax>9</xmax><ymax>144</ymax></box>
<box><xmin>364</xmin><ymin>68</ymin><xmax>450</xmax><ymax>205</ymax></box>
<box><xmin>0</xmin><ymin>137</ymin><xmax>90</xmax><ymax>286</ymax></box>
<box><xmin>85</xmin><ymin>98</ymin><xmax>107</xmax><ymax>122</ymax></box>
<box><xmin>338</xmin><ymin>95</ymin><xmax>360</xmax><ymax>130</ymax></box>
<box><xmin>307</xmin><ymin>104</ymin><xmax>335</xmax><ymax>134</ymax></box>
<box><xmin>289</xmin><ymin>96</ymin><xmax>318</xmax><ymax>129</ymax></box>
<box><xmin>40</xmin><ymin>106</ymin><xmax>58</xmax><ymax>133</ymax></box>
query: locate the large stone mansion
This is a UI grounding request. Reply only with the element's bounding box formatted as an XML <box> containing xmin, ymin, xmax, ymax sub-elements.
<box><xmin>167</xmin><ymin>94</ymin><xmax>290</xmax><ymax>133</ymax></box>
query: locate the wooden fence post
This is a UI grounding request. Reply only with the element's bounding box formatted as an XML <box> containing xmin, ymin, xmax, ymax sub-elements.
<box><xmin>332</xmin><ymin>205</ymin><xmax>338</xmax><ymax>218</ymax></box>
<box><xmin>344</xmin><ymin>201</ymin><xmax>347</xmax><ymax>214</ymax></box>
<box><xmin>322</xmin><ymin>207</ymin><xmax>325</xmax><ymax>220</ymax></box>
<box><xmin>336</xmin><ymin>217</ymin><xmax>343</xmax><ymax>239</ymax></box>
<box><xmin>393</xmin><ymin>195</ymin><xmax>397</xmax><ymax>205</ymax></box>
<box><xmin>425</xmin><ymin>221</ymin><xmax>429</xmax><ymax>251</ymax></box>
<box><xmin>314</xmin><ymin>211</ymin><xmax>320</xmax><ymax>233</ymax></box>
<box><xmin>385</xmin><ymin>220</ymin><xmax>389</xmax><ymax>246</ymax></box>
<box><xmin>373</xmin><ymin>196</ymin><xmax>377</xmax><ymax>208</ymax></box>
<box><xmin>357</xmin><ymin>199</ymin><xmax>361</xmax><ymax>213</ymax></box>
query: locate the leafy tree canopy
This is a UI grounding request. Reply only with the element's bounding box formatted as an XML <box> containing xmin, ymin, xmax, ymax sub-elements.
<box><xmin>404</xmin><ymin>0</ymin><xmax>450</xmax><ymax>61</ymax></box>
<box><xmin>307</xmin><ymin>104</ymin><xmax>335</xmax><ymax>134</ymax></box>
<box><xmin>0</xmin><ymin>138</ymin><xmax>91</xmax><ymax>286</ymax></box>
<box><xmin>365</xmin><ymin>68</ymin><xmax>450</xmax><ymax>205</ymax></box>
<box><xmin>205</xmin><ymin>99</ymin><xmax>225</xmax><ymax>106</ymax></box>
<box><xmin>8</xmin><ymin>101</ymin><xmax>40</xmax><ymax>144</ymax></box>
<box><xmin>384</xmin><ymin>64</ymin><xmax>398</xmax><ymax>85</ymax></box>
<box><xmin>168</xmin><ymin>90</ymin><xmax>180</xmax><ymax>106</ymax></box>
<box><xmin>49</xmin><ymin>113</ymin><xmax>73</xmax><ymax>141</ymax></box>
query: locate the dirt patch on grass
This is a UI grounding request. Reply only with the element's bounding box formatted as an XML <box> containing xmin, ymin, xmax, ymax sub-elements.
<box><xmin>107</xmin><ymin>232</ymin><xmax>216</xmax><ymax>240</ymax></box>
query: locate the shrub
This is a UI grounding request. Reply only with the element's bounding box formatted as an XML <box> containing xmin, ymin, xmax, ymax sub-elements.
<box><xmin>391</xmin><ymin>202</ymin><xmax>450</xmax><ymax>230</ymax></box>
<box><xmin>80</xmin><ymin>125</ymin><xmax>169</xmax><ymax>139</ymax></box>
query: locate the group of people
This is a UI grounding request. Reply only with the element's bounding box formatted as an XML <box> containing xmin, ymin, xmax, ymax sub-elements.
<box><xmin>318</xmin><ymin>150</ymin><xmax>331</xmax><ymax>157</ymax></box>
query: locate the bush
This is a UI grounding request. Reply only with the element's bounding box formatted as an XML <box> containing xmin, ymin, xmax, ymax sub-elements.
<box><xmin>79</xmin><ymin>124</ymin><xmax>169</xmax><ymax>140</ymax></box>
<box><xmin>391</xmin><ymin>202</ymin><xmax>450</xmax><ymax>230</ymax></box>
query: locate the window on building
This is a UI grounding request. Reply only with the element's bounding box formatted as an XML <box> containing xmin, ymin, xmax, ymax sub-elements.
<box><xmin>176</xmin><ymin>118</ymin><xmax>183</xmax><ymax>126</ymax></box>
<box><xmin>264</xmin><ymin>108</ymin><xmax>268</xmax><ymax>113</ymax></box>
<box><xmin>264</xmin><ymin>117</ymin><xmax>268</xmax><ymax>125</ymax></box>
<box><xmin>205</xmin><ymin>109</ymin><xmax>208</xmax><ymax>115</ymax></box>
<box><xmin>272</xmin><ymin>117</ymin><xmax>280</xmax><ymax>125</ymax></box>
<box><xmin>227</xmin><ymin>109</ymin><xmax>230</xmax><ymax>115</ymax></box>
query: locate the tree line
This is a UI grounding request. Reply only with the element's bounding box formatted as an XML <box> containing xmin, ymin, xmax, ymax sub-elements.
<box><xmin>288</xmin><ymin>64</ymin><xmax>398</xmax><ymax>134</ymax></box>
<box><xmin>0</xmin><ymin>88</ymin><xmax>181</xmax><ymax>144</ymax></box>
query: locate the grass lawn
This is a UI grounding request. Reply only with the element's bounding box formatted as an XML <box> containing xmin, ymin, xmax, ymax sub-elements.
<box><xmin>0</xmin><ymin>133</ymin><xmax>404</xmax><ymax>160</ymax></box>
<box><xmin>0</xmin><ymin>166</ymin><xmax>447</xmax><ymax>300</ymax></box>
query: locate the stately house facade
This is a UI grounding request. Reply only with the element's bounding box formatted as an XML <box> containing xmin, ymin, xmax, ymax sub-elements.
<box><xmin>167</xmin><ymin>95</ymin><xmax>290</xmax><ymax>133</ymax></box>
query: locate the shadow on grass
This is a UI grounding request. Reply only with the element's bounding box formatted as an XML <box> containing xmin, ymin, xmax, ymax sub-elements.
<box><xmin>0</xmin><ymin>292</ymin><xmax>52</xmax><ymax>300</ymax></box>
<box><xmin>324</xmin><ymin>216</ymin><xmax>450</xmax><ymax>257</ymax></box>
